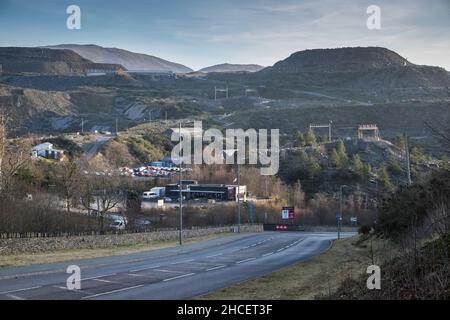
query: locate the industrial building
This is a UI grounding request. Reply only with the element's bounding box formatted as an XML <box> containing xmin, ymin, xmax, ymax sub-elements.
<box><xmin>165</xmin><ymin>183</ymin><xmax>246</xmax><ymax>202</ymax></box>
<box><xmin>31</xmin><ymin>142</ymin><xmax>64</xmax><ymax>161</ymax></box>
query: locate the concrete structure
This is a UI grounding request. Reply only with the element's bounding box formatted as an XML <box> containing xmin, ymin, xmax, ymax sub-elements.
<box><xmin>125</xmin><ymin>71</ymin><xmax>177</xmax><ymax>81</ymax></box>
<box><xmin>309</xmin><ymin>121</ymin><xmax>333</xmax><ymax>143</ymax></box>
<box><xmin>244</xmin><ymin>88</ymin><xmax>258</xmax><ymax>96</ymax></box>
<box><xmin>214</xmin><ymin>86</ymin><xmax>229</xmax><ymax>100</ymax></box>
<box><xmin>358</xmin><ymin>124</ymin><xmax>380</xmax><ymax>141</ymax></box>
<box><xmin>86</xmin><ymin>69</ymin><xmax>115</xmax><ymax>76</ymax></box>
<box><xmin>31</xmin><ymin>142</ymin><xmax>64</xmax><ymax>160</ymax></box>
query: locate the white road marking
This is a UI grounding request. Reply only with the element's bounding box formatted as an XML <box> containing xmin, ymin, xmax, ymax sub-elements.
<box><xmin>206</xmin><ymin>253</ymin><xmax>223</xmax><ymax>258</ymax></box>
<box><xmin>170</xmin><ymin>259</ymin><xmax>194</xmax><ymax>265</ymax></box>
<box><xmin>153</xmin><ymin>269</ymin><xmax>186</xmax><ymax>274</ymax></box>
<box><xmin>82</xmin><ymin>285</ymin><xmax>144</xmax><ymax>299</ymax></box>
<box><xmin>206</xmin><ymin>265</ymin><xmax>226</xmax><ymax>271</ymax></box>
<box><xmin>129</xmin><ymin>265</ymin><xmax>160</xmax><ymax>273</ymax></box>
<box><xmin>163</xmin><ymin>273</ymin><xmax>195</xmax><ymax>282</ymax></box>
<box><xmin>0</xmin><ymin>286</ymin><xmax>42</xmax><ymax>295</ymax></box>
<box><xmin>236</xmin><ymin>258</ymin><xmax>256</xmax><ymax>264</ymax></box>
<box><xmin>6</xmin><ymin>294</ymin><xmax>25</xmax><ymax>300</ymax></box>
<box><xmin>276</xmin><ymin>248</ymin><xmax>284</xmax><ymax>252</ymax></box>
<box><xmin>54</xmin><ymin>286</ymin><xmax>69</xmax><ymax>290</ymax></box>
<box><xmin>82</xmin><ymin>273</ymin><xmax>116</xmax><ymax>281</ymax></box>
<box><xmin>262</xmin><ymin>252</ymin><xmax>274</xmax><ymax>257</ymax></box>
<box><xmin>127</xmin><ymin>273</ymin><xmax>146</xmax><ymax>277</ymax></box>
<box><xmin>93</xmin><ymin>278</ymin><xmax>113</xmax><ymax>283</ymax></box>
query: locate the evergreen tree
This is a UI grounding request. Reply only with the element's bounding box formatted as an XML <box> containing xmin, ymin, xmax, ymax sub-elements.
<box><xmin>307</xmin><ymin>155</ymin><xmax>321</xmax><ymax>177</ymax></box>
<box><xmin>392</xmin><ymin>134</ymin><xmax>406</xmax><ymax>151</ymax></box>
<box><xmin>363</xmin><ymin>163</ymin><xmax>372</xmax><ymax>180</ymax></box>
<box><xmin>337</xmin><ymin>139</ymin><xmax>349</xmax><ymax>166</ymax></box>
<box><xmin>296</xmin><ymin>131</ymin><xmax>306</xmax><ymax>147</ymax></box>
<box><xmin>378</xmin><ymin>165</ymin><xmax>393</xmax><ymax>190</ymax></box>
<box><xmin>352</xmin><ymin>154</ymin><xmax>365</xmax><ymax>178</ymax></box>
<box><xmin>305</xmin><ymin>127</ymin><xmax>317</xmax><ymax>147</ymax></box>
<box><xmin>389</xmin><ymin>157</ymin><xmax>402</xmax><ymax>175</ymax></box>
<box><xmin>330</xmin><ymin>148</ymin><xmax>341</xmax><ymax>168</ymax></box>
<box><xmin>411</xmin><ymin>146</ymin><xmax>425</xmax><ymax>164</ymax></box>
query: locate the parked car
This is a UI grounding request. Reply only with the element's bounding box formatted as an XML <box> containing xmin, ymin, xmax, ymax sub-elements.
<box><xmin>109</xmin><ymin>220</ymin><xmax>126</xmax><ymax>231</ymax></box>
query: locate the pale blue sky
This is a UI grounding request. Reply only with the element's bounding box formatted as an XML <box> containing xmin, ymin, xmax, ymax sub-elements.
<box><xmin>0</xmin><ymin>0</ymin><xmax>449</xmax><ymax>70</ymax></box>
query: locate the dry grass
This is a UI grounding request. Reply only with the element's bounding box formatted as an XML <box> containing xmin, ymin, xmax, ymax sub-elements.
<box><xmin>0</xmin><ymin>233</ymin><xmax>234</xmax><ymax>268</ymax></box>
<box><xmin>200</xmin><ymin>235</ymin><xmax>391</xmax><ymax>300</ymax></box>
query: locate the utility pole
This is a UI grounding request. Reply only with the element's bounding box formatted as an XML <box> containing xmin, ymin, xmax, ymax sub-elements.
<box><xmin>0</xmin><ymin>114</ymin><xmax>5</xmax><ymax>191</ymax></box>
<box><xmin>178</xmin><ymin>122</ymin><xmax>183</xmax><ymax>245</ymax></box>
<box><xmin>81</xmin><ymin>118</ymin><xmax>84</xmax><ymax>134</ymax></box>
<box><xmin>339</xmin><ymin>186</ymin><xmax>343</xmax><ymax>240</ymax></box>
<box><xmin>115</xmin><ymin>117</ymin><xmax>118</xmax><ymax>135</ymax></box>
<box><xmin>237</xmin><ymin>162</ymin><xmax>241</xmax><ymax>233</ymax></box>
<box><xmin>329</xmin><ymin>120</ymin><xmax>333</xmax><ymax>143</ymax></box>
<box><xmin>404</xmin><ymin>133</ymin><xmax>412</xmax><ymax>186</ymax></box>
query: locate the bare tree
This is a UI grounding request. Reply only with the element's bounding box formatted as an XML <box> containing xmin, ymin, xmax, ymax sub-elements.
<box><xmin>0</xmin><ymin>114</ymin><xmax>30</xmax><ymax>197</ymax></box>
<box><xmin>59</xmin><ymin>157</ymin><xmax>82</xmax><ymax>212</ymax></box>
<box><xmin>80</xmin><ymin>172</ymin><xmax>124</xmax><ymax>230</ymax></box>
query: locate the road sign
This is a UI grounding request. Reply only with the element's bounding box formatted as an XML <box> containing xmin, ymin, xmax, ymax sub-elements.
<box><xmin>282</xmin><ymin>207</ymin><xmax>295</xmax><ymax>220</ymax></box>
<box><xmin>336</xmin><ymin>212</ymin><xmax>342</xmax><ymax>221</ymax></box>
<box><xmin>350</xmin><ymin>217</ymin><xmax>358</xmax><ymax>223</ymax></box>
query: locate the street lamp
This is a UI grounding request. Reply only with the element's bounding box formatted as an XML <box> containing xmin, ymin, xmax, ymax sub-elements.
<box><xmin>176</xmin><ymin>120</ymin><xmax>196</xmax><ymax>245</ymax></box>
<box><xmin>338</xmin><ymin>185</ymin><xmax>352</xmax><ymax>240</ymax></box>
<box><xmin>178</xmin><ymin>122</ymin><xmax>183</xmax><ymax>245</ymax></box>
<box><xmin>223</xmin><ymin>149</ymin><xmax>245</xmax><ymax>234</ymax></box>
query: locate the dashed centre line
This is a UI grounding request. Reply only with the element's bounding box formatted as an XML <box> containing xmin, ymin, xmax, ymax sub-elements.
<box><xmin>163</xmin><ymin>273</ymin><xmax>195</xmax><ymax>282</ymax></box>
<box><xmin>129</xmin><ymin>265</ymin><xmax>160</xmax><ymax>273</ymax></box>
<box><xmin>236</xmin><ymin>257</ymin><xmax>256</xmax><ymax>264</ymax></box>
<box><xmin>82</xmin><ymin>285</ymin><xmax>144</xmax><ymax>300</ymax></box>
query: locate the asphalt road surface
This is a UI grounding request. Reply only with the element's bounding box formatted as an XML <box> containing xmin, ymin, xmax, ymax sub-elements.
<box><xmin>0</xmin><ymin>231</ymin><xmax>354</xmax><ymax>300</ymax></box>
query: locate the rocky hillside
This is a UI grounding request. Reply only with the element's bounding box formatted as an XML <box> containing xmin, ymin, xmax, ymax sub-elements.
<box><xmin>264</xmin><ymin>47</ymin><xmax>412</xmax><ymax>73</ymax></box>
<box><xmin>46</xmin><ymin>44</ymin><xmax>193</xmax><ymax>73</ymax></box>
<box><xmin>254</xmin><ymin>47</ymin><xmax>450</xmax><ymax>102</ymax></box>
<box><xmin>0</xmin><ymin>47</ymin><xmax>124</xmax><ymax>76</ymax></box>
<box><xmin>199</xmin><ymin>63</ymin><xmax>264</xmax><ymax>73</ymax></box>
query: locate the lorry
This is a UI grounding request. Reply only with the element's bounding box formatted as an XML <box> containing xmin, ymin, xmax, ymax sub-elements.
<box><xmin>143</xmin><ymin>187</ymin><xmax>166</xmax><ymax>201</ymax></box>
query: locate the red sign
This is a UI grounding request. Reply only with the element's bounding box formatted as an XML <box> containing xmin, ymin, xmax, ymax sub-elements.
<box><xmin>282</xmin><ymin>207</ymin><xmax>295</xmax><ymax>220</ymax></box>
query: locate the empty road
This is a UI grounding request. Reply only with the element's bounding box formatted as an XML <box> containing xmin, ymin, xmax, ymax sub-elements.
<box><xmin>0</xmin><ymin>231</ymin><xmax>354</xmax><ymax>300</ymax></box>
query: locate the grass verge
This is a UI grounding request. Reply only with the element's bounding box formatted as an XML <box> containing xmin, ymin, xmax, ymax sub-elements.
<box><xmin>0</xmin><ymin>233</ymin><xmax>235</xmax><ymax>268</ymax></box>
<box><xmin>199</xmin><ymin>235</ymin><xmax>394</xmax><ymax>300</ymax></box>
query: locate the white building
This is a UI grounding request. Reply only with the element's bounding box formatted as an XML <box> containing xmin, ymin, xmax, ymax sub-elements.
<box><xmin>31</xmin><ymin>142</ymin><xmax>64</xmax><ymax>160</ymax></box>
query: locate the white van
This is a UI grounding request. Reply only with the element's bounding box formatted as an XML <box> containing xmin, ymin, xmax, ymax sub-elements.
<box><xmin>143</xmin><ymin>191</ymin><xmax>158</xmax><ymax>201</ymax></box>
